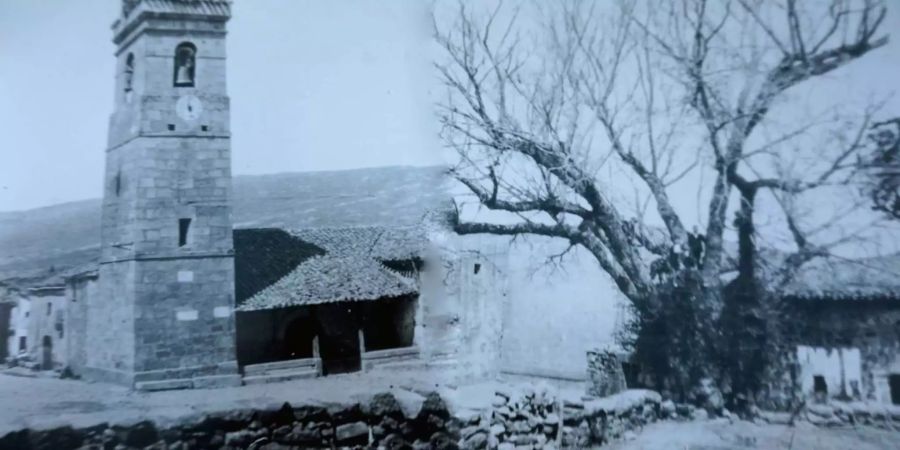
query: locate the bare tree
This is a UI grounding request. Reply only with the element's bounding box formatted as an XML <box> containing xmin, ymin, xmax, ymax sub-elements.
<box><xmin>434</xmin><ymin>0</ymin><xmax>890</xmax><ymax>402</ymax></box>
<box><xmin>861</xmin><ymin>118</ymin><xmax>900</xmax><ymax>220</ymax></box>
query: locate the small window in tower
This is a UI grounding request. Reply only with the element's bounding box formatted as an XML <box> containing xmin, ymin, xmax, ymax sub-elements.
<box><xmin>167</xmin><ymin>124</ymin><xmax>176</xmax><ymax>131</ymax></box>
<box><xmin>201</xmin><ymin>125</ymin><xmax>209</xmax><ymax>132</ymax></box>
<box><xmin>173</xmin><ymin>42</ymin><xmax>197</xmax><ymax>87</ymax></box>
<box><xmin>114</xmin><ymin>171</ymin><xmax>122</xmax><ymax>196</ymax></box>
<box><xmin>46</xmin><ymin>303</ymin><xmax>52</xmax><ymax>316</ymax></box>
<box><xmin>178</xmin><ymin>218</ymin><xmax>192</xmax><ymax>247</ymax></box>
<box><xmin>18</xmin><ymin>336</ymin><xmax>26</xmax><ymax>352</ymax></box>
<box><xmin>473</xmin><ymin>263</ymin><xmax>481</xmax><ymax>274</ymax></box>
<box><xmin>124</xmin><ymin>53</ymin><xmax>135</xmax><ymax>93</ymax></box>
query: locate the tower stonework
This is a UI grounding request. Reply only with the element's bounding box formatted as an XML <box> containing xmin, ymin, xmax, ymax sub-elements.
<box><xmin>86</xmin><ymin>0</ymin><xmax>240</xmax><ymax>389</ymax></box>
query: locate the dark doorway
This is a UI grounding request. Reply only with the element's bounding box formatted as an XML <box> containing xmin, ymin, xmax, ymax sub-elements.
<box><xmin>813</xmin><ymin>375</ymin><xmax>827</xmax><ymax>394</ymax></box>
<box><xmin>316</xmin><ymin>304</ymin><xmax>361</xmax><ymax>375</ymax></box>
<box><xmin>281</xmin><ymin>315</ymin><xmax>315</xmax><ymax>360</ymax></box>
<box><xmin>361</xmin><ymin>297</ymin><xmax>416</xmax><ymax>351</ymax></box>
<box><xmin>41</xmin><ymin>335</ymin><xmax>53</xmax><ymax>370</ymax></box>
<box><xmin>889</xmin><ymin>374</ymin><xmax>900</xmax><ymax>405</ymax></box>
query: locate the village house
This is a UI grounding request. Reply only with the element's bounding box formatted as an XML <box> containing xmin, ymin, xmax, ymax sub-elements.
<box><xmin>763</xmin><ymin>254</ymin><xmax>900</xmax><ymax>407</ymax></box>
<box><xmin>1</xmin><ymin>271</ymin><xmax>75</xmax><ymax>371</ymax></box>
<box><xmin>0</xmin><ymin>282</ymin><xmax>16</xmax><ymax>363</ymax></box>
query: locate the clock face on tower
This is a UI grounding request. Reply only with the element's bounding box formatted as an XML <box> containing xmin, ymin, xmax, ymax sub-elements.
<box><xmin>175</xmin><ymin>95</ymin><xmax>203</xmax><ymax>122</ymax></box>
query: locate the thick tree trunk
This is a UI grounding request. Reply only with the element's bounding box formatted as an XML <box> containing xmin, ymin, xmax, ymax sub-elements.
<box><xmin>632</xmin><ymin>270</ymin><xmax>723</xmax><ymax>402</ymax></box>
<box><xmin>721</xmin><ymin>187</ymin><xmax>769</xmax><ymax>412</ymax></box>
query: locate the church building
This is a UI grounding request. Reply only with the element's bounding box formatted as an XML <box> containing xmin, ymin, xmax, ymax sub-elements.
<box><xmin>42</xmin><ymin>0</ymin><xmax>507</xmax><ymax>390</ymax></box>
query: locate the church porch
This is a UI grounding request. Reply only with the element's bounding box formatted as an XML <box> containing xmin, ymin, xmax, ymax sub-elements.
<box><xmin>235</xmin><ymin>295</ymin><xmax>420</xmax><ymax>383</ymax></box>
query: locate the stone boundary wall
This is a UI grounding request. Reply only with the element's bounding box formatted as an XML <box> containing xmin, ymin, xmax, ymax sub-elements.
<box><xmin>760</xmin><ymin>402</ymin><xmax>900</xmax><ymax>430</ymax></box>
<box><xmin>478</xmin><ymin>387</ymin><xmax>662</xmax><ymax>449</ymax></box>
<box><xmin>0</xmin><ymin>391</ymin><xmax>460</xmax><ymax>450</ymax></box>
<box><xmin>0</xmin><ymin>387</ymin><xmax>667</xmax><ymax>450</ymax></box>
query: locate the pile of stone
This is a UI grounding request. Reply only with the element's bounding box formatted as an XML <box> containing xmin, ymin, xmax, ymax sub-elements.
<box><xmin>585</xmin><ymin>349</ymin><xmax>626</xmax><ymax>398</ymax></box>
<box><xmin>0</xmin><ymin>391</ymin><xmax>466</xmax><ymax>450</ymax></box>
<box><xmin>487</xmin><ymin>387</ymin><xmax>560</xmax><ymax>450</ymax></box>
<box><xmin>561</xmin><ymin>390</ymin><xmax>662</xmax><ymax>448</ymax></box>
<box><xmin>760</xmin><ymin>401</ymin><xmax>900</xmax><ymax>430</ymax></box>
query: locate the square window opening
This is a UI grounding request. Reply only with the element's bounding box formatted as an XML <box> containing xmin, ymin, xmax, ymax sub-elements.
<box><xmin>178</xmin><ymin>218</ymin><xmax>192</xmax><ymax>247</ymax></box>
<box><xmin>167</xmin><ymin>124</ymin><xmax>176</xmax><ymax>131</ymax></box>
<box><xmin>201</xmin><ymin>125</ymin><xmax>209</xmax><ymax>131</ymax></box>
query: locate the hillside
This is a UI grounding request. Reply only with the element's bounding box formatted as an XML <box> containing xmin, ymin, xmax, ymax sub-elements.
<box><xmin>0</xmin><ymin>165</ymin><xmax>450</xmax><ymax>282</ymax></box>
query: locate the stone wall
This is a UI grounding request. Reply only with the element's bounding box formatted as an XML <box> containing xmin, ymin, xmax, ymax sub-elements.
<box><xmin>481</xmin><ymin>386</ymin><xmax>662</xmax><ymax>449</ymax></box>
<box><xmin>0</xmin><ymin>301</ymin><xmax>11</xmax><ymax>362</ymax></box>
<box><xmin>0</xmin><ymin>391</ymin><xmax>464</xmax><ymax>450</ymax></box>
<box><xmin>6</xmin><ymin>293</ymin><xmax>29</xmax><ymax>360</ymax></box>
<box><xmin>760</xmin><ymin>401</ymin><xmax>900</xmax><ymax>430</ymax></box>
<box><xmin>84</xmin><ymin>261</ymin><xmax>137</xmax><ymax>385</ymax></box>
<box><xmin>763</xmin><ymin>299</ymin><xmax>900</xmax><ymax>408</ymax></box>
<box><xmin>64</xmin><ymin>275</ymin><xmax>96</xmax><ymax>374</ymax></box>
<box><xmin>26</xmin><ymin>288</ymin><xmax>67</xmax><ymax>370</ymax></box>
<box><xmin>0</xmin><ymin>387</ymin><xmax>666</xmax><ymax>450</ymax></box>
<box><xmin>132</xmin><ymin>257</ymin><xmax>237</xmax><ymax>375</ymax></box>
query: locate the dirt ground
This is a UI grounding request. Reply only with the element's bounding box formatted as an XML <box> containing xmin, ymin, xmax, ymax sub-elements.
<box><xmin>0</xmin><ymin>368</ymin><xmax>475</xmax><ymax>435</ymax></box>
<box><xmin>2</xmin><ymin>371</ymin><xmax>899</xmax><ymax>449</ymax></box>
<box><xmin>608</xmin><ymin>419</ymin><xmax>900</xmax><ymax>450</ymax></box>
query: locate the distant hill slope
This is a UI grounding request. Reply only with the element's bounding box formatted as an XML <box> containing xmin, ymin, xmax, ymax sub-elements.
<box><xmin>0</xmin><ymin>165</ymin><xmax>450</xmax><ymax>282</ymax></box>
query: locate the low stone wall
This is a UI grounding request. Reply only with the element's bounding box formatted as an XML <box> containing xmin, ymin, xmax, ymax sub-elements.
<box><xmin>0</xmin><ymin>385</ymin><xmax>667</xmax><ymax>450</ymax></box>
<box><xmin>0</xmin><ymin>391</ymin><xmax>463</xmax><ymax>450</ymax></box>
<box><xmin>472</xmin><ymin>386</ymin><xmax>662</xmax><ymax>449</ymax></box>
<box><xmin>486</xmin><ymin>387</ymin><xmax>560</xmax><ymax>449</ymax></box>
<box><xmin>560</xmin><ymin>390</ymin><xmax>662</xmax><ymax>448</ymax></box>
<box><xmin>760</xmin><ymin>401</ymin><xmax>900</xmax><ymax>430</ymax></box>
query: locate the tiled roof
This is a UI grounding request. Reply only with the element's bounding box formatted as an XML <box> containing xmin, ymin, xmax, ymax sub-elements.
<box><xmin>289</xmin><ymin>226</ymin><xmax>429</xmax><ymax>260</ymax></box>
<box><xmin>235</xmin><ymin>225</ymin><xmax>430</xmax><ymax>312</ymax></box>
<box><xmin>235</xmin><ymin>255</ymin><xmax>417</xmax><ymax>312</ymax></box>
<box><xmin>779</xmin><ymin>254</ymin><xmax>900</xmax><ymax>300</ymax></box>
<box><xmin>233</xmin><ymin>228</ymin><xmax>326</xmax><ymax>304</ymax></box>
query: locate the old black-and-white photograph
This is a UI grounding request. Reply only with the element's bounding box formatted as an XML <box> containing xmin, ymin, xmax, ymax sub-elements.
<box><xmin>0</xmin><ymin>1</ymin><xmax>898</xmax><ymax>449</ymax></box>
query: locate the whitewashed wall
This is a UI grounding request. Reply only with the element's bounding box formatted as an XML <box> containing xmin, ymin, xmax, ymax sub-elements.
<box><xmin>497</xmin><ymin>237</ymin><xmax>628</xmax><ymax>380</ymax></box>
<box><xmin>796</xmin><ymin>345</ymin><xmax>863</xmax><ymax>398</ymax></box>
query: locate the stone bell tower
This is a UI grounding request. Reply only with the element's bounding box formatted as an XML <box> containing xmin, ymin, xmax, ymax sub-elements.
<box><xmin>87</xmin><ymin>0</ymin><xmax>240</xmax><ymax>389</ymax></box>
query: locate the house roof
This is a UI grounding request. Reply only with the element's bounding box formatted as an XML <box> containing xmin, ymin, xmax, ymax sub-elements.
<box><xmin>235</xmin><ymin>225</ymin><xmax>427</xmax><ymax>312</ymax></box>
<box><xmin>779</xmin><ymin>254</ymin><xmax>900</xmax><ymax>301</ymax></box>
<box><xmin>288</xmin><ymin>226</ymin><xmax>429</xmax><ymax>261</ymax></box>
<box><xmin>235</xmin><ymin>254</ymin><xmax>417</xmax><ymax>312</ymax></box>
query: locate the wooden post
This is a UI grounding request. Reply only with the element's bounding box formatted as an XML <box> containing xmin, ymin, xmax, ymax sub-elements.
<box><xmin>358</xmin><ymin>329</ymin><xmax>366</xmax><ymax>372</ymax></box>
<box><xmin>312</xmin><ymin>335</ymin><xmax>321</xmax><ymax>376</ymax></box>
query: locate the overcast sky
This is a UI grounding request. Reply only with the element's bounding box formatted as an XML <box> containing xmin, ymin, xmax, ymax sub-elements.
<box><xmin>2</xmin><ymin>0</ymin><xmax>899</xmax><ymax>225</ymax></box>
<box><xmin>0</xmin><ymin>0</ymin><xmax>443</xmax><ymax>212</ymax></box>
